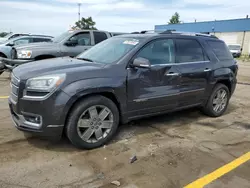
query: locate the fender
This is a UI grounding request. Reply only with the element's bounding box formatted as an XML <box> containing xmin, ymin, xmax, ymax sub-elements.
<box><xmin>209</xmin><ymin>67</ymin><xmax>237</xmax><ymax>96</ymax></box>
<box><xmin>61</xmin><ymin>77</ymin><xmax>127</xmax><ymax>122</ymax></box>
<box><xmin>213</xmin><ymin>67</ymin><xmax>236</xmax><ymax>85</ymax></box>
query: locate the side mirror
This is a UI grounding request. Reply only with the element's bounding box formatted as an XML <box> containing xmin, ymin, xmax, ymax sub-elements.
<box><xmin>7</xmin><ymin>42</ymin><xmax>14</xmax><ymax>46</ymax></box>
<box><xmin>131</xmin><ymin>57</ymin><xmax>151</xmax><ymax>68</ymax></box>
<box><xmin>65</xmin><ymin>40</ymin><xmax>78</xmax><ymax>46</ymax></box>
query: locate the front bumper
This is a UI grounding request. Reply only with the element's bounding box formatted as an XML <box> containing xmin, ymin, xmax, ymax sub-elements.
<box><xmin>0</xmin><ymin>57</ymin><xmax>33</xmax><ymax>70</ymax></box>
<box><xmin>232</xmin><ymin>53</ymin><xmax>241</xmax><ymax>58</ymax></box>
<box><xmin>8</xmin><ymin>89</ymin><xmax>70</xmax><ymax>138</ymax></box>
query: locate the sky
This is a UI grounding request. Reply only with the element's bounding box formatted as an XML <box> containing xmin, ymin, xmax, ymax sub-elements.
<box><xmin>0</xmin><ymin>0</ymin><xmax>249</xmax><ymax>36</ymax></box>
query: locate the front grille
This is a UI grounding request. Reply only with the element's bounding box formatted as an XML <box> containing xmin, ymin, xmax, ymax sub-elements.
<box><xmin>10</xmin><ymin>73</ymin><xmax>20</xmax><ymax>103</ymax></box>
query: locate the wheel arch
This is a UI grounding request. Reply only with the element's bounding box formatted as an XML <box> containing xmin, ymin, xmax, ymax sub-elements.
<box><xmin>64</xmin><ymin>91</ymin><xmax>124</xmax><ymax>127</ymax></box>
<box><xmin>0</xmin><ymin>52</ymin><xmax>7</xmax><ymax>58</ymax></box>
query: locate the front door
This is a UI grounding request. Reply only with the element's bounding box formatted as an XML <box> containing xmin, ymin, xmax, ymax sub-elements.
<box><xmin>62</xmin><ymin>32</ymin><xmax>93</xmax><ymax>57</ymax></box>
<box><xmin>174</xmin><ymin>38</ymin><xmax>211</xmax><ymax>107</ymax></box>
<box><xmin>127</xmin><ymin>38</ymin><xmax>180</xmax><ymax>117</ymax></box>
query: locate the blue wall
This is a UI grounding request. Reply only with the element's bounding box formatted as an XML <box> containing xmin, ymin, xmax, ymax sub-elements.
<box><xmin>155</xmin><ymin>18</ymin><xmax>250</xmax><ymax>33</ymax></box>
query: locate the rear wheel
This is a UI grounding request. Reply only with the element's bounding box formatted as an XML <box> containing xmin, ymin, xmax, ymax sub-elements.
<box><xmin>202</xmin><ymin>84</ymin><xmax>230</xmax><ymax>117</ymax></box>
<box><xmin>66</xmin><ymin>95</ymin><xmax>119</xmax><ymax>149</ymax></box>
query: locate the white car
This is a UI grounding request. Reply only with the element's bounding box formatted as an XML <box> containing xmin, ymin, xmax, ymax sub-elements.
<box><xmin>0</xmin><ymin>33</ymin><xmax>29</xmax><ymax>43</ymax></box>
<box><xmin>228</xmin><ymin>44</ymin><xmax>242</xmax><ymax>58</ymax></box>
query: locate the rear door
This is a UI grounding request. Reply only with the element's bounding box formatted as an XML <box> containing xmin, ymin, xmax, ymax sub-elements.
<box><xmin>175</xmin><ymin>38</ymin><xmax>211</xmax><ymax>107</ymax></box>
<box><xmin>127</xmin><ymin>38</ymin><xmax>181</xmax><ymax>117</ymax></box>
<box><xmin>62</xmin><ymin>31</ymin><xmax>92</xmax><ymax>57</ymax></box>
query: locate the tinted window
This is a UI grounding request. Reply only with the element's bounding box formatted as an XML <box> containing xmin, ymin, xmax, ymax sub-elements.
<box><xmin>176</xmin><ymin>39</ymin><xmax>204</xmax><ymax>63</ymax></box>
<box><xmin>9</xmin><ymin>34</ymin><xmax>19</xmax><ymax>39</ymax></box>
<box><xmin>136</xmin><ymin>39</ymin><xmax>175</xmax><ymax>65</ymax></box>
<box><xmin>94</xmin><ymin>32</ymin><xmax>108</xmax><ymax>44</ymax></box>
<box><xmin>13</xmin><ymin>38</ymin><xmax>31</xmax><ymax>45</ymax></box>
<box><xmin>208</xmin><ymin>41</ymin><xmax>233</xmax><ymax>60</ymax></box>
<box><xmin>69</xmin><ymin>32</ymin><xmax>91</xmax><ymax>46</ymax></box>
<box><xmin>33</xmin><ymin>38</ymin><xmax>51</xmax><ymax>42</ymax></box>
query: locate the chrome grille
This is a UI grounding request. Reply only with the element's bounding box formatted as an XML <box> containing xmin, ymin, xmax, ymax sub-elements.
<box><xmin>10</xmin><ymin>73</ymin><xmax>20</xmax><ymax>103</ymax></box>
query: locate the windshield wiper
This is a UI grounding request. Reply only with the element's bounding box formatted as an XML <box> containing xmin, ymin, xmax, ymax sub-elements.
<box><xmin>76</xmin><ymin>57</ymin><xmax>94</xmax><ymax>62</ymax></box>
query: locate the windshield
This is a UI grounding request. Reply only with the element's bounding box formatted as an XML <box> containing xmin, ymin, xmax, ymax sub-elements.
<box><xmin>53</xmin><ymin>31</ymin><xmax>72</xmax><ymax>43</ymax></box>
<box><xmin>228</xmin><ymin>45</ymin><xmax>241</xmax><ymax>50</ymax></box>
<box><xmin>77</xmin><ymin>37</ymin><xmax>141</xmax><ymax>64</ymax></box>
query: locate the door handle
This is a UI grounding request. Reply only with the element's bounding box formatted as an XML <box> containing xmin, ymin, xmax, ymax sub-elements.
<box><xmin>166</xmin><ymin>72</ymin><xmax>180</xmax><ymax>76</ymax></box>
<box><xmin>204</xmin><ymin>68</ymin><xmax>211</xmax><ymax>72</ymax></box>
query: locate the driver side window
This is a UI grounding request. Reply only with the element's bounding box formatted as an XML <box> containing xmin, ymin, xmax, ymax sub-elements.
<box><xmin>69</xmin><ymin>32</ymin><xmax>91</xmax><ymax>46</ymax></box>
<box><xmin>135</xmin><ymin>39</ymin><xmax>175</xmax><ymax>65</ymax></box>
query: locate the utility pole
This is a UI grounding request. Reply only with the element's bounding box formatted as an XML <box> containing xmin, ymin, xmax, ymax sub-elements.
<box><xmin>78</xmin><ymin>3</ymin><xmax>81</xmax><ymax>21</ymax></box>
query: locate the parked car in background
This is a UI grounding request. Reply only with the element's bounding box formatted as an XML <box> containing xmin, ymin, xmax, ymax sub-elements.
<box><xmin>0</xmin><ymin>33</ymin><xmax>30</xmax><ymax>43</ymax></box>
<box><xmin>0</xmin><ymin>35</ymin><xmax>53</xmax><ymax>58</ymax></box>
<box><xmin>9</xmin><ymin>31</ymin><xmax>238</xmax><ymax>149</ymax></box>
<box><xmin>8</xmin><ymin>30</ymin><xmax>111</xmax><ymax>63</ymax></box>
<box><xmin>228</xmin><ymin>44</ymin><xmax>242</xmax><ymax>58</ymax></box>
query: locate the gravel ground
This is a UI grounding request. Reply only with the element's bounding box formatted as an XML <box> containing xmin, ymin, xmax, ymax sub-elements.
<box><xmin>0</xmin><ymin>61</ymin><xmax>249</xmax><ymax>188</ymax></box>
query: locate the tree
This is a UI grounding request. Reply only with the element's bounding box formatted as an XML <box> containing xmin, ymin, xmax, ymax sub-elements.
<box><xmin>72</xmin><ymin>17</ymin><xmax>97</xmax><ymax>30</ymax></box>
<box><xmin>168</xmin><ymin>12</ymin><xmax>181</xmax><ymax>24</ymax></box>
<box><xmin>0</xmin><ymin>32</ymin><xmax>9</xmax><ymax>37</ymax></box>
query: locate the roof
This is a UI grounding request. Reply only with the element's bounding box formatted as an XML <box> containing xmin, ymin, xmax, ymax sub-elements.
<box><xmin>155</xmin><ymin>18</ymin><xmax>250</xmax><ymax>33</ymax></box>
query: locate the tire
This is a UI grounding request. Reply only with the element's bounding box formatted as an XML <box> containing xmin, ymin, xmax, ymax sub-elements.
<box><xmin>66</xmin><ymin>95</ymin><xmax>119</xmax><ymax>149</ymax></box>
<box><xmin>202</xmin><ymin>84</ymin><xmax>230</xmax><ymax>117</ymax></box>
<box><xmin>0</xmin><ymin>62</ymin><xmax>4</xmax><ymax>75</ymax></box>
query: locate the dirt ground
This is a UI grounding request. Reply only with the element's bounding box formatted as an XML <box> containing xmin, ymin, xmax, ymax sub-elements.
<box><xmin>0</xmin><ymin>61</ymin><xmax>250</xmax><ymax>188</ymax></box>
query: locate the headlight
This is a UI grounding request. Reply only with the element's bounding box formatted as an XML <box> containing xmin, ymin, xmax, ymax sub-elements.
<box><xmin>17</xmin><ymin>50</ymin><xmax>32</xmax><ymax>59</ymax></box>
<box><xmin>26</xmin><ymin>74</ymin><xmax>66</xmax><ymax>92</ymax></box>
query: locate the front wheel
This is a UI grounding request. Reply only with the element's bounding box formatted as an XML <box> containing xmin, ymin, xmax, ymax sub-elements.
<box><xmin>202</xmin><ymin>84</ymin><xmax>230</xmax><ymax>117</ymax></box>
<box><xmin>66</xmin><ymin>95</ymin><xmax>119</xmax><ymax>149</ymax></box>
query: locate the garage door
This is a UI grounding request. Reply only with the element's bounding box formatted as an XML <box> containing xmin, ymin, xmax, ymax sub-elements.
<box><xmin>219</xmin><ymin>34</ymin><xmax>237</xmax><ymax>45</ymax></box>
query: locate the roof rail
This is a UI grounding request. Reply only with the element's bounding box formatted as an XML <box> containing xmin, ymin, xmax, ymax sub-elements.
<box><xmin>30</xmin><ymin>34</ymin><xmax>53</xmax><ymax>38</ymax></box>
<box><xmin>160</xmin><ymin>30</ymin><xmax>218</xmax><ymax>39</ymax></box>
<box><xmin>131</xmin><ymin>30</ymin><xmax>156</xmax><ymax>34</ymax></box>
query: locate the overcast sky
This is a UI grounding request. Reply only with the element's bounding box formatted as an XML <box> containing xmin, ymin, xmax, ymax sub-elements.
<box><xmin>0</xmin><ymin>0</ymin><xmax>249</xmax><ymax>36</ymax></box>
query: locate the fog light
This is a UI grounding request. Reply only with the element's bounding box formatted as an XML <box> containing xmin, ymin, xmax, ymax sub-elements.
<box><xmin>23</xmin><ymin>114</ymin><xmax>41</xmax><ymax>124</ymax></box>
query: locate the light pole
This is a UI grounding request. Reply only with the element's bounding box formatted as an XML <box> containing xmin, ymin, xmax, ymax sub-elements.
<box><xmin>77</xmin><ymin>3</ymin><xmax>81</xmax><ymax>21</ymax></box>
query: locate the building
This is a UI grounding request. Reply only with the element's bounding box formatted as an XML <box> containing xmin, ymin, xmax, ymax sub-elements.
<box><xmin>155</xmin><ymin>18</ymin><xmax>250</xmax><ymax>54</ymax></box>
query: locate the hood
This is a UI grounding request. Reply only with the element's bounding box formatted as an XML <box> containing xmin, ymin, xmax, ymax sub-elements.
<box><xmin>0</xmin><ymin>38</ymin><xmax>7</xmax><ymax>43</ymax></box>
<box><xmin>13</xmin><ymin>57</ymin><xmax>105</xmax><ymax>80</ymax></box>
<box><xmin>14</xmin><ymin>42</ymin><xmax>57</xmax><ymax>50</ymax></box>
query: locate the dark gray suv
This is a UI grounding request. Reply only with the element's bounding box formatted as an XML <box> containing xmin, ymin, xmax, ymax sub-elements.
<box><xmin>9</xmin><ymin>31</ymin><xmax>238</xmax><ymax>149</ymax></box>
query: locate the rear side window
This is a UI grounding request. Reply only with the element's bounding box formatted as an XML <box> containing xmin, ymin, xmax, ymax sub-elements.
<box><xmin>33</xmin><ymin>38</ymin><xmax>51</xmax><ymax>42</ymax></box>
<box><xmin>207</xmin><ymin>41</ymin><xmax>233</xmax><ymax>61</ymax></box>
<box><xmin>176</xmin><ymin>39</ymin><xmax>205</xmax><ymax>63</ymax></box>
<box><xmin>93</xmin><ymin>32</ymin><xmax>108</xmax><ymax>44</ymax></box>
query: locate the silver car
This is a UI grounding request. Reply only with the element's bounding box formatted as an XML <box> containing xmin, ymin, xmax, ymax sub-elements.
<box><xmin>0</xmin><ymin>35</ymin><xmax>53</xmax><ymax>58</ymax></box>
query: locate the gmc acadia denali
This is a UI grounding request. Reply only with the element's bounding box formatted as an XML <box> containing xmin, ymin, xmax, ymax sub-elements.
<box><xmin>9</xmin><ymin>31</ymin><xmax>238</xmax><ymax>149</ymax></box>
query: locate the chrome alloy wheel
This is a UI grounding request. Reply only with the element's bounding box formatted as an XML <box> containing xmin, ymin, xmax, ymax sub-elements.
<box><xmin>77</xmin><ymin>105</ymin><xmax>114</xmax><ymax>143</ymax></box>
<box><xmin>212</xmin><ymin>89</ymin><xmax>228</xmax><ymax>113</ymax></box>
